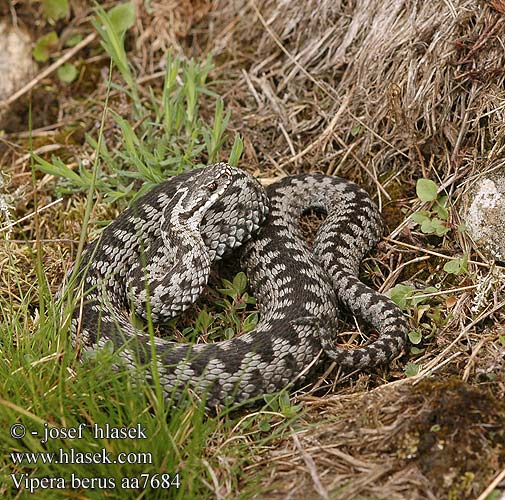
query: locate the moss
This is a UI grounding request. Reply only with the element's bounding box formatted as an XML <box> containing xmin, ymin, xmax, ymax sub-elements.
<box><xmin>395</xmin><ymin>378</ymin><xmax>505</xmax><ymax>498</ymax></box>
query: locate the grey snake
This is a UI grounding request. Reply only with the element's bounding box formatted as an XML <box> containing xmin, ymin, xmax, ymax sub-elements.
<box><xmin>66</xmin><ymin>163</ymin><xmax>408</xmax><ymax>408</ymax></box>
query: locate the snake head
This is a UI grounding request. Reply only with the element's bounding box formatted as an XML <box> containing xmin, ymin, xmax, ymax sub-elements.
<box><xmin>167</xmin><ymin>162</ymin><xmax>235</xmax><ymax>230</ymax></box>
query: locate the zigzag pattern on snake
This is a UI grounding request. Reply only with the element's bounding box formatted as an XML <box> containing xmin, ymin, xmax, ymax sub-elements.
<box><xmin>66</xmin><ymin>163</ymin><xmax>408</xmax><ymax>408</ymax></box>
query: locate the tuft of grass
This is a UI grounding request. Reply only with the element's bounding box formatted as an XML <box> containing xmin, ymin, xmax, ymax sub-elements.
<box><xmin>35</xmin><ymin>3</ymin><xmax>243</xmax><ymax>205</ymax></box>
<box><xmin>0</xmin><ymin>280</ymin><xmax>303</xmax><ymax>498</ymax></box>
<box><xmin>0</xmin><ymin>216</ymin><xmax>302</xmax><ymax>498</ymax></box>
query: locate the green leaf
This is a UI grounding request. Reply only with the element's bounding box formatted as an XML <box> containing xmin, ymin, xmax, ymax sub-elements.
<box><xmin>405</xmin><ymin>362</ymin><xmax>420</xmax><ymax>377</ymax></box>
<box><xmin>484</xmin><ymin>490</ymin><xmax>503</xmax><ymax>500</ymax></box>
<box><xmin>410</xmin><ymin>211</ymin><xmax>431</xmax><ymax>225</ymax></box>
<box><xmin>499</xmin><ymin>335</ymin><xmax>505</xmax><ymax>346</ymax></box>
<box><xmin>229</xmin><ymin>134</ymin><xmax>243</xmax><ymax>166</ymax></box>
<box><xmin>244</xmin><ymin>293</ymin><xmax>256</xmax><ymax>305</ymax></box>
<box><xmin>443</xmin><ymin>257</ymin><xmax>467</xmax><ymax>275</ymax></box>
<box><xmin>206</xmin><ymin>98</ymin><xmax>230</xmax><ymax>163</ymax></box>
<box><xmin>416</xmin><ymin>178</ymin><xmax>438</xmax><ymax>202</ymax></box>
<box><xmin>262</xmin><ymin>394</ymin><xmax>280</xmax><ymax>411</ymax></box>
<box><xmin>408</xmin><ymin>330</ymin><xmax>422</xmax><ymax>345</ymax></box>
<box><xmin>232</xmin><ymin>272</ymin><xmax>247</xmax><ymax>295</ymax></box>
<box><xmin>33</xmin><ymin>31</ymin><xmax>58</xmax><ymax>62</ymax></box>
<box><xmin>418</xmin><ymin>216</ymin><xmax>448</xmax><ymax>236</ymax></box>
<box><xmin>387</xmin><ymin>284</ymin><xmax>414</xmax><ymax>309</ymax></box>
<box><xmin>258</xmin><ymin>420</ymin><xmax>271</xmax><ymax>432</ymax></box>
<box><xmin>81</xmin><ymin>339</ymin><xmax>115</xmax><ymax>361</ymax></box>
<box><xmin>420</xmin><ymin>218</ymin><xmax>435</xmax><ymax>234</ymax></box>
<box><xmin>435</xmin><ymin>195</ymin><xmax>449</xmax><ymax>220</ymax></box>
<box><xmin>108</xmin><ymin>2</ymin><xmax>136</xmax><ymax>34</ymax></box>
<box><xmin>92</xmin><ymin>5</ymin><xmax>136</xmax><ymax>97</ymax></box>
<box><xmin>431</xmin><ymin>217</ymin><xmax>449</xmax><ymax>236</ymax></box>
<box><xmin>224</xmin><ymin>327</ymin><xmax>235</xmax><ymax>340</ymax></box>
<box><xmin>243</xmin><ymin>313</ymin><xmax>258</xmax><ymax>333</ymax></box>
<box><xmin>410</xmin><ymin>346</ymin><xmax>425</xmax><ymax>355</ymax></box>
<box><xmin>65</xmin><ymin>33</ymin><xmax>83</xmax><ymax>47</ymax></box>
<box><xmin>278</xmin><ymin>391</ymin><xmax>291</xmax><ymax>409</ymax></box>
<box><xmin>350</xmin><ymin>124</ymin><xmax>362</xmax><ymax>136</ymax></box>
<box><xmin>195</xmin><ymin>309</ymin><xmax>212</xmax><ymax>332</ymax></box>
<box><xmin>57</xmin><ymin>63</ymin><xmax>78</xmax><ymax>83</ymax></box>
<box><xmin>435</xmin><ymin>204</ymin><xmax>449</xmax><ymax>220</ymax></box>
<box><xmin>410</xmin><ymin>287</ymin><xmax>437</xmax><ymax>306</ymax></box>
<box><xmin>33</xmin><ymin>154</ymin><xmax>83</xmax><ymax>185</ymax></box>
<box><xmin>42</xmin><ymin>0</ymin><xmax>68</xmax><ymax>20</ymax></box>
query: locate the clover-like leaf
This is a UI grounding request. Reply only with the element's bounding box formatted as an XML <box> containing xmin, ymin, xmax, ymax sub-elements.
<box><xmin>405</xmin><ymin>362</ymin><xmax>420</xmax><ymax>377</ymax></box>
<box><xmin>57</xmin><ymin>63</ymin><xmax>78</xmax><ymax>83</ymax></box>
<box><xmin>410</xmin><ymin>211</ymin><xmax>431</xmax><ymax>225</ymax></box>
<box><xmin>416</xmin><ymin>178</ymin><xmax>438</xmax><ymax>202</ymax></box>
<box><xmin>33</xmin><ymin>31</ymin><xmax>58</xmax><ymax>62</ymax></box>
<box><xmin>42</xmin><ymin>0</ymin><xmax>68</xmax><ymax>21</ymax></box>
<box><xmin>108</xmin><ymin>2</ymin><xmax>136</xmax><ymax>34</ymax></box>
<box><xmin>387</xmin><ymin>284</ymin><xmax>414</xmax><ymax>309</ymax></box>
<box><xmin>431</xmin><ymin>217</ymin><xmax>449</xmax><ymax>236</ymax></box>
<box><xmin>443</xmin><ymin>256</ymin><xmax>468</xmax><ymax>275</ymax></box>
<box><xmin>408</xmin><ymin>330</ymin><xmax>423</xmax><ymax>345</ymax></box>
<box><xmin>420</xmin><ymin>218</ymin><xmax>435</xmax><ymax>234</ymax></box>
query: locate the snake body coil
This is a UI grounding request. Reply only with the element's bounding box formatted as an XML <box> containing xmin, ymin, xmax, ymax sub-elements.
<box><xmin>68</xmin><ymin>163</ymin><xmax>407</xmax><ymax>407</ymax></box>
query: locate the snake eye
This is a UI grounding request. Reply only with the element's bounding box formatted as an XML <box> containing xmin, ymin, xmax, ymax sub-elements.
<box><xmin>207</xmin><ymin>181</ymin><xmax>218</xmax><ymax>192</ymax></box>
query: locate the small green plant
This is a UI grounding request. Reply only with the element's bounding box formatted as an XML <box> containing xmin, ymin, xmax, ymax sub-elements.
<box><xmin>233</xmin><ymin>392</ymin><xmax>303</xmax><ymax>435</ymax></box>
<box><xmin>388</xmin><ymin>284</ymin><xmax>447</xmax><ymax>356</ymax></box>
<box><xmin>350</xmin><ymin>123</ymin><xmax>362</xmax><ymax>136</ymax></box>
<box><xmin>388</xmin><ymin>284</ymin><xmax>437</xmax><ymax>309</ymax></box>
<box><xmin>263</xmin><ymin>391</ymin><xmax>303</xmax><ymax>419</ymax></box>
<box><xmin>404</xmin><ymin>361</ymin><xmax>420</xmax><ymax>377</ymax></box>
<box><xmin>41</xmin><ymin>0</ymin><xmax>69</xmax><ymax>21</ymax></box>
<box><xmin>56</xmin><ymin>62</ymin><xmax>78</xmax><ymax>83</ymax></box>
<box><xmin>35</xmin><ymin>0</ymin><xmax>76</xmax><ymax>81</ymax></box>
<box><xmin>35</xmin><ymin>2</ymin><xmax>242</xmax><ymax>204</ymax></box>
<box><xmin>213</xmin><ymin>272</ymin><xmax>258</xmax><ymax>341</ymax></box>
<box><xmin>443</xmin><ymin>255</ymin><xmax>468</xmax><ymax>275</ymax></box>
<box><xmin>92</xmin><ymin>2</ymin><xmax>138</xmax><ymax>105</ymax></box>
<box><xmin>32</xmin><ymin>30</ymin><xmax>79</xmax><ymax>83</ymax></box>
<box><xmin>172</xmin><ymin>272</ymin><xmax>257</xmax><ymax>344</ymax></box>
<box><xmin>482</xmin><ymin>489</ymin><xmax>502</xmax><ymax>500</ymax></box>
<box><xmin>410</xmin><ymin>178</ymin><xmax>449</xmax><ymax>236</ymax></box>
<box><xmin>33</xmin><ymin>31</ymin><xmax>58</xmax><ymax>62</ymax></box>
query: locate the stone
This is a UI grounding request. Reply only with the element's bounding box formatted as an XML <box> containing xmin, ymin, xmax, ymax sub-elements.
<box><xmin>464</xmin><ymin>172</ymin><xmax>505</xmax><ymax>262</ymax></box>
<box><xmin>0</xmin><ymin>21</ymin><xmax>34</xmax><ymax>127</ymax></box>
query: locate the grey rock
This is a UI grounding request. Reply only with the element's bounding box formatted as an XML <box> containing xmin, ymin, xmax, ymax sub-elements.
<box><xmin>465</xmin><ymin>172</ymin><xmax>505</xmax><ymax>261</ymax></box>
<box><xmin>0</xmin><ymin>21</ymin><xmax>34</xmax><ymax>125</ymax></box>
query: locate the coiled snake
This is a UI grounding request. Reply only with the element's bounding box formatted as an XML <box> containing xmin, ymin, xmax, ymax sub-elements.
<box><xmin>67</xmin><ymin>163</ymin><xmax>407</xmax><ymax>408</ymax></box>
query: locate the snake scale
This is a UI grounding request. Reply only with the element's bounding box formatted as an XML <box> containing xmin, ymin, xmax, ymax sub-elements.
<box><xmin>67</xmin><ymin>163</ymin><xmax>407</xmax><ymax>408</ymax></box>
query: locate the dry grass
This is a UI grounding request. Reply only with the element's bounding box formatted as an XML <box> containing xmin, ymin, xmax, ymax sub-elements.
<box><xmin>1</xmin><ymin>0</ymin><xmax>505</xmax><ymax>498</ymax></box>
<box><xmin>254</xmin><ymin>377</ymin><xmax>505</xmax><ymax>500</ymax></box>
<box><xmin>200</xmin><ymin>0</ymin><xmax>505</xmax><ymax>176</ymax></box>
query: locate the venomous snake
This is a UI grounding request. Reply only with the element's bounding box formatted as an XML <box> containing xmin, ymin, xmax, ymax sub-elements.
<box><xmin>66</xmin><ymin>163</ymin><xmax>407</xmax><ymax>408</ymax></box>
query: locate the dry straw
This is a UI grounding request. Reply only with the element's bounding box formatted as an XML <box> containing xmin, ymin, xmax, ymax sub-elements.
<box><xmin>202</xmin><ymin>0</ymin><xmax>505</xmax><ymax>184</ymax></box>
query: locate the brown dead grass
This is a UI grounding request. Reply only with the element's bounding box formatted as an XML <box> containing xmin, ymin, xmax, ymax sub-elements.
<box><xmin>1</xmin><ymin>0</ymin><xmax>505</xmax><ymax>498</ymax></box>
<box><xmin>199</xmin><ymin>0</ymin><xmax>505</xmax><ymax>179</ymax></box>
<box><xmin>256</xmin><ymin>378</ymin><xmax>505</xmax><ymax>500</ymax></box>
